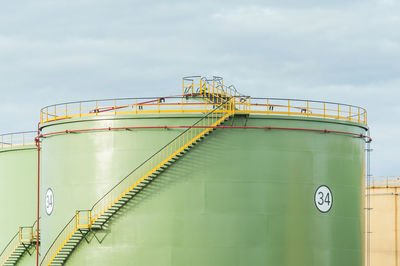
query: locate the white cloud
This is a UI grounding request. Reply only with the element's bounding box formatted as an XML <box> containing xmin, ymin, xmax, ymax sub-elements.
<box><xmin>0</xmin><ymin>0</ymin><xmax>398</xmax><ymax>175</ymax></box>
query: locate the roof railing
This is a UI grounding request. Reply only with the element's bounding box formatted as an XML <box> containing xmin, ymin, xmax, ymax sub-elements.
<box><xmin>39</xmin><ymin>77</ymin><xmax>367</xmax><ymax>126</ymax></box>
<box><xmin>367</xmin><ymin>176</ymin><xmax>400</xmax><ymax>188</ymax></box>
<box><xmin>0</xmin><ymin>131</ymin><xmax>37</xmax><ymax>150</ymax></box>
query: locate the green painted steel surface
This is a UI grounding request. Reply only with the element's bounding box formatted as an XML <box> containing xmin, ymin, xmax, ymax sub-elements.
<box><xmin>0</xmin><ymin>146</ymin><xmax>37</xmax><ymax>265</ymax></box>
<box><xmin>40</xmin><ymin>114</ymin><xmax>366</xmax><ymax>266</ymax></box>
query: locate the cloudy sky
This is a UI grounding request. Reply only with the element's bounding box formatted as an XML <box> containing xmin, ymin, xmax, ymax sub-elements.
<box><xmin>0</xmin><ymin>0</ymin><xmax>398</xmax><ymax>176</ymax></box>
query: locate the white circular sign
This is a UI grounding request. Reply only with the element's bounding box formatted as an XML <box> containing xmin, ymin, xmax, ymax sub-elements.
<box><xmin>314</xmin><ymin>185</ymin><xmax>333</xmax><ymax>213</ymax></box>
<box><xmin>45</xmin><ymin>188</ymin><xmax>54</xmax><ymax>215</ymax></box>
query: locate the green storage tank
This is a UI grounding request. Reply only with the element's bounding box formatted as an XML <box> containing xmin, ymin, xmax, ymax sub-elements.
<box><xmin>0</xmin><ymin>131</ymin><xmax>38</xmax><ymax>266</ymax></box>
<box><xmin>39</xmin><ymin>77</ymin><xmax>368</xmax><ymax>266</ymax></box>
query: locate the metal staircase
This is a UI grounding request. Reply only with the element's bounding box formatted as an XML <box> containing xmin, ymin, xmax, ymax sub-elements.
<box><xmin>40</xmin><ymin>83</ymin><xmax>236</xmax><ymax>266</ymax></box>
<box><xmin>0</xmin><ymin>223</ymin><xmax>38</xmax><ymax>266</ymax></box>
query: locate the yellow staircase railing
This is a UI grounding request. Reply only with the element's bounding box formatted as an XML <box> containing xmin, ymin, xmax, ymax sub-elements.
<box><xmin>0</xmin><ymin>223</ymin><xmax>38</xmax><ymax>266</ymax></box>
<box><xmin>40</xmin><ymin>92</ymin><xmax>235</xmax><ymax>266</ymax></box>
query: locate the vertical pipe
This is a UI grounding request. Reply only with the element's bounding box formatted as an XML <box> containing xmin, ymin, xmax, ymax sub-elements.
<box><xmin>35</xmin><ymin>123</ymin><xmax>40</xmax><ymax>266</ymax></box>
<box><xmin>366</xmin><ymin>130</ymin><xmax>371</xmax><ymax>266</ymax></box>
<box><xmin>396</xmin><ymin>188</ymin><xmax>399</xmax><ymax>266</ymax></box>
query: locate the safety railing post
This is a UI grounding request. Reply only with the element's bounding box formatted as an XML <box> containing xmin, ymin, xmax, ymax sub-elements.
<box><xmin>96</xmin><ymin>101</ymin><xmax>98</xmax><ymax>116</ymax></box>
<box><xmin>364</xmin><ymin>111</ymin><xmax>367</xmax><ymax>124</ymax></box>
<box><xmin>324</xmin><ymin>103</ymin><xmax>326</xmax><ymax>118</ymax></box>
<box><xmin>249</xmin><ymin>97</ymin><xmax>251</xmax><ymax>113</ymax></box>
<box><xmin>212</xmin><ymin>85</ymin><xmax>215</xmax><ymax>103</ymax></box>
<box><xmin>114</xmin><ymin>100</ymin><xmax>117</xmax><ymax>116</ymax></box>
<box><xmin>337</xmin><ymin>104</ymin><xmax>340</xmax><ymax>119</ymax></box>
<box><xmin>349</xmin><ymin>106</ymin><xmax>352</xmax><ymax>121</ymax></box>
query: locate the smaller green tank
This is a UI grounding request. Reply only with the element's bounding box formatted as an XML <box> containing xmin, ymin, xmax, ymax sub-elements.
<box><xmin>0</xmin><ymin>131</ymin><xmax>38</xmax><ymax>266</ymax></box>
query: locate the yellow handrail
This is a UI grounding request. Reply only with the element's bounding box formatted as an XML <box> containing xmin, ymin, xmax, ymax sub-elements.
<box><xmin>40</xmin><ymin>86</ymin><xmax>235</xmax><ymax>266</ymax></box>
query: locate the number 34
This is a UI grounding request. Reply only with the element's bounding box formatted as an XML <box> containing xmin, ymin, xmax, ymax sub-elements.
<box><xmin>317</xmin><ymin>191</ymin><xmax>331</xmax><ymax>205</ymax></box>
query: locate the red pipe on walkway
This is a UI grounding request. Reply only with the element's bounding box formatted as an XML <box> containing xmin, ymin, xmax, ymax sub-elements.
<box><xmin>38</xmin><ymin>125</ymin><xmax>372</xmax><ymax>142</ymax></box>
